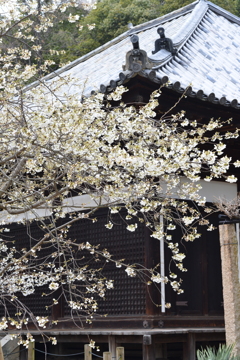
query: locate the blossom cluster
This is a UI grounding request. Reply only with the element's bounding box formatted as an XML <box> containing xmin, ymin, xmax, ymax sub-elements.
<box><xmin>0</xmin><ymin>83</ymin><xmax>239</xmax><ymax>329</ymax></box>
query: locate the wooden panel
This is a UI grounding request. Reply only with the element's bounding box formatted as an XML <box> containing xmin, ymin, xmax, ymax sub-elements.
<box><xmin>65</xmin><ymin>208</ymin><xmax>146</xmax><ymax>316</ymax></box>
<box><xmin>165</xmin><ymin>209</ymin><xmax>223</xmax><ymax>316</ymax></box>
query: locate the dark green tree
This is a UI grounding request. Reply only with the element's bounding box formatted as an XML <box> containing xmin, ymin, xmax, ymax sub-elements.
<box><xmin>57</xmin><ymin>0</ymin><xmax>162</xmax><ymax>61</ymax></box>
<box><xmin>160</xmin><ymin>0</ymin><xmax>238</xmax><ymax>16</ymax></box>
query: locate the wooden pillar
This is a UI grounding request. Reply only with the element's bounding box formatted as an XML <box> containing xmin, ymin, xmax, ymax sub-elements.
<box><xmin>116</xmin><ymin>347</ymin><xmax>124</xmax><ymax>360</ymax></box>
<box><xmin>0</xmin><ymin>343</ymin><xmax>4</xmax><ymax>360</ymax></box>
<box><xmin>103</xmin><ymin>352</ymin><xmax>111</xmax><ymax>360</ymax></box>
<box><xmin>143</xmin><ymin>345</ymin><xmax>155</xmax><ymax>360</ymax></box>
<box><xmin>219</xmin><ymin>223</ymin><xmax>240</xmax><ymax>356</ymax></box>
<box><xmin>108</xmin><ymin>335</ymin><xmax>116</xmax><ymax>359</ymax></box>
<box><xmin>28</xmin><ymin>341</ymin><xmax>35</xmax><ymax>360</ymax></box>
<box><xmin>84</xmin><ymin>344</ymin><xmax>92</xmax><ymax>360</ymax></box>
<box><xmin>183</xmin><ymin>333</ymin><xmax>195</xmax><ymax>360</ymax></box>
<box><xmin>143</xmin><ymin>335</ymin><xmax>155</xmax><ymax>360</ymax></box>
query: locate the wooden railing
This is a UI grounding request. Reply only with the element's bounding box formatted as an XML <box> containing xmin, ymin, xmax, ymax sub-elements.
<box><xmin>0</xmin><ymin>342</ymin><xmax>125</xmax><ymax>360</ymax></box>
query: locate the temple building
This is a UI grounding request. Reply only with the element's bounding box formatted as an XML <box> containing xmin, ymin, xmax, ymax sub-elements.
<box><xmin>4</xmin><ymin>0</ymin><xmax>240</xmax><ymax>359</ymax></box>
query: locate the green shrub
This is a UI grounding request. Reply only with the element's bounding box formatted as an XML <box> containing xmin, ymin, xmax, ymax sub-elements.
<box><xmin>197</xmin><ymin>344</ymin><xmax>240</xmax><ymax>360</ymax></box>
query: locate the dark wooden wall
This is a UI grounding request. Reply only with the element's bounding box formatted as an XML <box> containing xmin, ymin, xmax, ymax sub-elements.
<box><xmin>0</xmin><ymin>207</ymin><xmax>223</xmax><ymax>329</ymax></box>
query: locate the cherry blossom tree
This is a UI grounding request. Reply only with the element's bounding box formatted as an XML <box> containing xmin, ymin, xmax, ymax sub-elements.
<box><xmin>0</xmin><ymin>0</ymin><xmax>239</xmax><ymax>347</ymax></box>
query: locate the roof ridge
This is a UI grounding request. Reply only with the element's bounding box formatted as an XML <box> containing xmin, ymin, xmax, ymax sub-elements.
<box><xmin>149</xmin><ymin>1</ymin><xmax>208</xmax><ymax>68</ymax></box>
<box><xmin>172</xmin><ymin>0</ymin><xmax>208</xmax><ymax>47</ymax></box>
<box><xmin>207</xmin><ymin>1</ymin><xmax>240</xmax><ymax>24</ymax></box>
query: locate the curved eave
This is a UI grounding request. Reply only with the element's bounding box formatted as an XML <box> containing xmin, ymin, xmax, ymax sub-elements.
<box><xmin>99</xmin><ymin>70</ymin><xmax>240</xmax><ymax>109</ymax></box>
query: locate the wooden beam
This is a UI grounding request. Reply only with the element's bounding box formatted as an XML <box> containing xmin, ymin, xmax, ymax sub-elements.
<box><xmin>196</xmin><ymin>333</ymin><xmax>225</xmax><ymax>342</ymax></box>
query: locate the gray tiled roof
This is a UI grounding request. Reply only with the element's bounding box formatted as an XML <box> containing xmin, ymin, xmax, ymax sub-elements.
<box><xmin>34</xmin><ymin>0</ymin><xmax>240</xmax><ymax>108</ymax></box>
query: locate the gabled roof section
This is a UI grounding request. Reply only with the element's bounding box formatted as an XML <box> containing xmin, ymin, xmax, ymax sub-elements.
<box><xmin>35</xmin><ymin>0</ymin><xmax>240</xmax><ymax>108</ymax></box>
